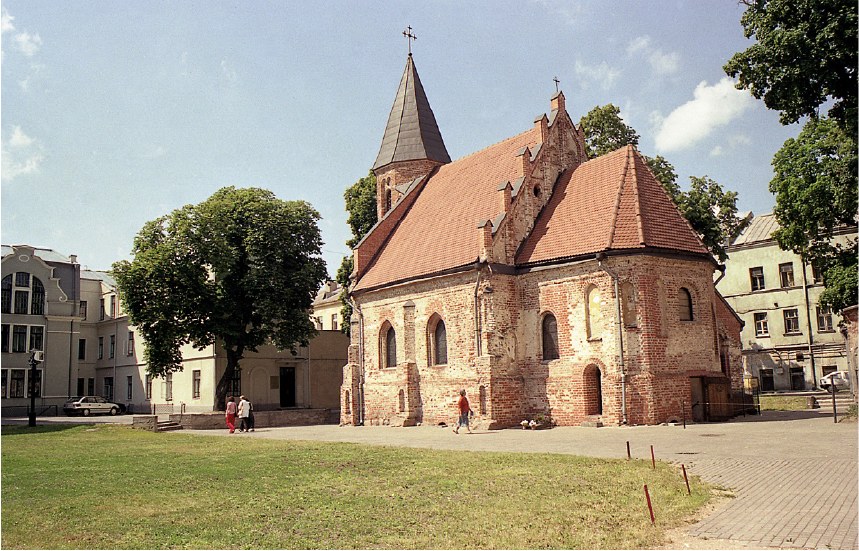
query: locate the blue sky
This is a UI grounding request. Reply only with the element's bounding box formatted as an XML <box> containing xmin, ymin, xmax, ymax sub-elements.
<box><xmin>2</xmin><ymin>1</ymin><xmax>802</xmax><ymax>275</ymax></box>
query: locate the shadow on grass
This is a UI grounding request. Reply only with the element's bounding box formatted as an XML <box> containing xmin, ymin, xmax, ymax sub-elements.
<box><xmin>1</xmin><ymin>424</ymin><xmax>86</xmax><ymax>435</ymax></box>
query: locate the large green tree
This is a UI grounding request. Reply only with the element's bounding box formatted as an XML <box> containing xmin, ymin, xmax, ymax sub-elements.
<box><xmin>769</xmin><ymin>117</ymin><xmax>858</xmax><ymax>311</ymax></box>
<box><xmin>724</xmin><ymin>0</ymin><xmax>857</xmax><ymax>136</ymax></box>
<box><xmin>337</xmin><ymin>171</ymin><xmax>378</xmax><ymax>335</ymax></box>
<box><xmin>112</xmin><ymin>187</ymin><xmax>328</xmax><ymax>410</ymax></box>
<box><xmin>578</xmin><ymin>106</ymin><xmax>747</xmax><ymax>262</ymax></box>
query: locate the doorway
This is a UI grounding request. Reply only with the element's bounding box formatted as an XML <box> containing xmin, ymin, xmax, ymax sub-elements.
<box><xmin>759</xmin><ymin>369</ymin><xmax>774</xmax><ymax>391</ymax></box>
<box><xmin>279</xmin><ymin>366</ymin><xmax>296</xmax><ymax>407</ymax></box>
<box><xmin>790</xmin><ymin>367</ymin><xmax>805</xmax><ymax>391</ymax></box>
<box><xmin>690</xmin><ymin>377</ymin><xmax>706</xmax><ymax>422</ymax></box>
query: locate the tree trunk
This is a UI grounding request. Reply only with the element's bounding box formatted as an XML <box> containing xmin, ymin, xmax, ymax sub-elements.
<box><xmin>215</xmin><ymin>346</ymin><xmax>243</xmax><ymax>411</ymax></box>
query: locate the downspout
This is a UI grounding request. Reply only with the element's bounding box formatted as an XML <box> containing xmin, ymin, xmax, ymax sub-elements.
<box><xmin>800</xmin><ymin>260</ymin><xmax>817</xmax><ymax>389</ymax></box>
<box><xmin>596</xmin><ymin>253</ymin><xmax>627</xmax><ymax>425</ymax></box>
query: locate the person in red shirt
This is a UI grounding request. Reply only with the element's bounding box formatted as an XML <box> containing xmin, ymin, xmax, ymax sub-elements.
<box><xmin>454</xmin><ymin>389</ymin><xmax>473</xmax><ymax>434</ymax></box>
<box><xmin>225</xmin><ymin>396</ymin><xmax>237</xmax><ymax>434</ymax></box>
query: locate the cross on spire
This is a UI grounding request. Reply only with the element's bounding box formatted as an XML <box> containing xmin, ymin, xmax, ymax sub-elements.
<box><xmin>403</xmin><ymin>25</ymin><xmax>417</xmax><ymax>55</ymax></box>
<box><xmin>553</xmin><ymin>76</ymin><xmax>560</xmax><ymax>93</ymax></box>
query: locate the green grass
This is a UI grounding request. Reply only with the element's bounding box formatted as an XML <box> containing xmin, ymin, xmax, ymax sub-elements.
<box><xmin>1</xmin><ymin>425</ymin><xmax>712</xmax><ymax>549</ymax></box>
<box><xmin>759</xmin><ymin>395</ymin><xmax>810</xmax><ymax>411</ymax></box>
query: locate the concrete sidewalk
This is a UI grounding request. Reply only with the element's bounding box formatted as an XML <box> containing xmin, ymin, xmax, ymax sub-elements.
<box><xmin>184</xmin><ymin>410</ymin><xmax>857</xmax><ymax>550</ymax></box>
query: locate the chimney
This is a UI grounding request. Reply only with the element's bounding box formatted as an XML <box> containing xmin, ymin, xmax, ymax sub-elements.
<box><xmin>477</xmin><ymin>220</ymin><xmax>494</xmax><ymax>262</ymax></box>
<box><xmin>69</xmin><ymin>254</ymin><xmax>78</xmax><ymax>264</ymax></box>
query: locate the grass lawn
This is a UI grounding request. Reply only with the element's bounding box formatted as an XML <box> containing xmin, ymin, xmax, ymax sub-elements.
<box><xmin>758</xmin><ymin>395</ymin><xmax>812</xmax><ymax>411</ymax></box>
<box><xmin>1</xmin><ymin>425</ymin><xmax>711</xmax><ymax>549</ymax></box>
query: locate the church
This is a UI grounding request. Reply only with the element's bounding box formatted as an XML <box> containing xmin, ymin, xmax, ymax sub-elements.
<box><xmin>341</xmin><ymin>53</ymin><xmax>743</xmax><ymax>428</ymax></box>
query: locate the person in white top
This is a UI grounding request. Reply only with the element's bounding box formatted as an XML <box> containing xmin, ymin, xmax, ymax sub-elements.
<box><xmin>237</xmin><ymin>395</ymin><xmax>253</xmax><ymax>432</ymax></box>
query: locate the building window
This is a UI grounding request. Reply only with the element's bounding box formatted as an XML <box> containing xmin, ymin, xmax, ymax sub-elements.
<box><xmin>754</xmin><ymin>313</ymin><xmax>769</xmax><ymax>336</ymax></box>
<box><xmin>679</xmin><ymin>288</ymin><xmax>694</xmax><ymax>321</ymax></box>
<box><xmin>385</xmin><ymin>188</ymin><xmax>392</xmax><ymax>213</ymax></box>
<box><xmin>12</xmin><ymin>325</ymin><xmax>27</xmax><ymax>353</ymax></box>
<box><xmin>127</xmin><ymin>376</ymin><xmax>133</xmax><ymax>400</ymax></box>
<box><xmin>783</xmin><ymin>309</ymin><xmax>800</xmax><ymax>334</ymax></box>
<box><xmin>10</xmin><ymin>369</ymin><xmax>26</xmax><ymax>398</ymax></box>
<box><xmin>14</xmin><ymin>290</ymin><xmax>28</xmax><ymax>314</ymax></box>
<box><xmin>383</xmin><ymin>325</ymin><xmax>397</xmax><ymax>368</ymax></box>
<box><xmin>15</xmin><ymin>272</ymin><xmax>30</xmax><ymax>288</ymax></box>
<box><xmin>586</xmin><ymin>285</ymin><xmax>602</xmax><ymax>338</ymax></box>
<box><xmin>87</xmin><ymin>378</ymin><xmax>95</xmax><ymax>395</ymax></box>
<box><xmin>749</xmin><ymin>267</ymin><xmax>765</xmax><ymax>291</ymax></box>
<box><xmin>1</xmin><ymin>369</ymin><xmax>6</xmax><ymax>398</ymax></box>
<box><xmin>433</xmin><ymin>319</ymin><xmax>448</xmax><ymax>365</ymax></box>
<box><xmin>127</xmin><ymin>331</ymin><xmax>134</xmax><ymax>355</ymax></box>
<box><xmin>193</xmin><ymin>370</ymin><xmax>201</xmax><ymax>399</ymax></box>
<box><xmin>1</xmin><ymin>324</ymin><xmax>9</xmax><ymax>353</ymax></box>
<box><xmin>77</xmin><ymin>378</ymin><xmax>85</xmax><ymax>396</ymax></box>
<box><xmin>145</xmin><ymin>374</ymin><xmax>152</xmax><ymax>400</ymax></box>
<box><xmin>817</xmin><ymin>306</ymin><xmax>834</xmax><ymax>332</ymax></box>
<box><xmin>29</xmin><ymin>326</ymin><xmax>43</xmax><ymax>351</ymax></box>
<box><xmin>228</xmin><ymin>369</ymin><xmax>241</xmax><ymax>396</ymax></box>
<box><xmin>104</xmin><ymin>376</ymin><xmax>114</xmax><ymax>400</ymax></box>
<box><xmin>109</xmin><ymin>334</ymin><xmax>115</xmax><ymax>359</ymax></box>
<box><xmin>165</xmin><ymin>373</ymin><xmax>173</xmax><ymax>401</ymax></box>
<box><xmin>110</xmin><ymin>295</ymin><xmax>116</xmax><ymax>318</ymax></box>
<box><xmin>779</xmin><ymin>263</ymin><xmax>795</xmax><ymax>288</ymax></box>
<box><xmin>1</xmin><ymin>275</ymin><xmax>11</xmax><ymax>313</ymax></box>
<box><xmin>78</xmin><ymin>338</ymin><xmax>86</xmax><ymax>360</ymax></box>
<box><xmin>542</xmin><ymin>313</ymin><xmax>559</xmax><ymax>360</ymax></box>
<box><xmin>31</xmin><ymin>369</ymin><xmax>42</xmax><ymax>397</ymax></box>
<box><xmin>79</xmin><ymin>300</ymin><xmax>87</xmax><ymax>319</ymax></box>
<box><xmin>621</xmin><ymin>281</ymin><xmax>637</xmax><ymax>327</ymax></box>
<box><xmin>811</xmin><ymin>263</ymin><xmax>823</xmax><ymax>284</ymax></box>
<box><xmin>100</xmin><ymin>299</ymin><xmax>105</xmax><ymax>321</ymax></box>
<box><xmin>316</xmin><ymin>316</ymin><xmax>323</xmax><ymax>330</ymax></box>
<box><xmin>30</xmin><ymin>278</ymin><xmax>44</xmax><ymax>315</ymax></box>
<box><xmin>331</xmin><ymin>314</ymin><xmax>338</xmax><ymax>331</ymax></box>
<box><xmin>98</xmin><ymin>336</ymin><xmax>104</xmax><ymax>359</ymax></box>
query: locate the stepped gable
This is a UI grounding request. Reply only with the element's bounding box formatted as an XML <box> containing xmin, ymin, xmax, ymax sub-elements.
<box><xmin>517</xmin><ymin>145</ymin><xmax>711</xmax><ymax>265</ymax></box>
<box><xmin>373</xmin><ymin>55</ymin><xmax>451</xmax><ymax>170</ymax></box>
<box><xmin>354</xmin><ymin>128</ymin><xmax>541</xmax><ymax>292</ymax></box>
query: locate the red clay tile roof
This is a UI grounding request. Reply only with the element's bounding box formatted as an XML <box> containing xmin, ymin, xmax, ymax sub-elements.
<box><xmin>354</xmin><ymin>128</ymin><xmax>541</xmax><ymax>292</ymax></box>
<box><xmin>517</xmin><ymin>145</ymin><xmax>711</xmax><ymax>264</ymax></box>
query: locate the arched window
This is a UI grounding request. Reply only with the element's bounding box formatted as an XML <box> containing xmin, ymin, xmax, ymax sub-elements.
<box><xmin>679</xmin><ymin>287</ymin><xmax>693</xmax><ymax>321</ymax></box>
<box><xmin>621</xmin><ymin>281</ymin><xmax>637</xmax><ymax>327</ymax></box>
<box><xmin>586</xmin><ymin>285</ymin><xmax>602</xmax><ymax>338</ymax></box>
<box><xmin>1</xmin><ymin>275</ymin><xmax>11</xmax><ymax>314</ymax></box>
<box><xmin>384</xmin><ymin>325</ymin><xmax>397</xmax><ymax>367</ymax></box>
<box><xmin>542</xmin><ymin>313</ymin><xmax>559</xmax><ymax>360</ymax></box>
<box><xmin>31</xmin><ymin>278</ymin><xmax>45</xmax><ymax>316</ymax></box>
<box><xmin>433</xmin><ymin>319</ymin><xmax>447</xmax><ymax>365</ymax></box>
<box><xmin>385</xmin><ymin>188</ymin><xmax>392</xmax><ymax>214</ymax></box>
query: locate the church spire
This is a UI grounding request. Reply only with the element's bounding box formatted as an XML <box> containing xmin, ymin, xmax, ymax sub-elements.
<box><xmin>373</xmin><ymin>53</ymin><xmax>451</xmax><ymax>171</ymax></box>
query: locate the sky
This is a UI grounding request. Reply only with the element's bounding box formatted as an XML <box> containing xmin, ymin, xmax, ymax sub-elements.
<box><xmin>2</xmin><ymin>0</ymin><xmax>804</xmax><ymax>276</ymax></box>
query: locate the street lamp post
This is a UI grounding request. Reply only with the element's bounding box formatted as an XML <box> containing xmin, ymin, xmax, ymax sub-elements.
<box><xmin>28</xmin><ymin>351</ymin><xmax>43</xmax><ymax>427</ymax></box>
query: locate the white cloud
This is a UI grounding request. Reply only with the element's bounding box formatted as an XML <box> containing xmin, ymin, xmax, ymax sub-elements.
<box><xmin>14</xmin><ymin>30</ymin><xmax>41</xmax><ymax>56</ymax></box>
<box><xmin>2</xmin><ymin>8</ymin><xmax>15</xmax><ymax>34</ymax></box>
<box><xmin>710</xmin><ymin>145</ymin><xmax>724</xmax><ymax>157</ymax></box>
<box><xmin>654</xmin><ymin>77</ymin><xmax>755</xmax><ymax>153</ymax></box>
<box><xmin>221</xmin><ymin>59</ymin><xmax>237</xmax><ymax>84</ymax></box>
<box><xmin>530</xmin><ymin>0</ymin><xmax>584</xmax><ymax>26</ymax></box>
<box><xmin>627</xmin><ymin>35</ymin><xmax>680</xmax><ymax>75</ymax></box>
<box><xmin>574</xmin><ymin>59</ymin><xmax>620</xmax><ymax>90</ymax></box>
<box><xmin>2</xmin><ymin>126</ymin><xmax>44</xmax><ymax>181</ymax></box>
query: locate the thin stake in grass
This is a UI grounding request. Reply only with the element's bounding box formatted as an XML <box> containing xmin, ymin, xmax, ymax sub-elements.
<box><xmin>682</xmin><ymin>464</ymin><xmax>691</xmax><ymax>495</ymax></box>
<box><xmin>650</xmin><ymin>445</ymin><xmax>655</xmax><ymax>469</ymax></box>
<box><xmin>644</xmin><ymin>484</ymin><xmax>655</xmax><ymax>524</ymax></box>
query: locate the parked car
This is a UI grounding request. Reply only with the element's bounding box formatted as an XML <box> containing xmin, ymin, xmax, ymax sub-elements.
<box><xmin>819</xmin><ymin>371</ymin><xmax>851</xmax><ymax>392</ymax></box>
<box><xmin>63</xmin><ymin>396</ymin><xmax>124</xmax><ymax>416</ymax></box>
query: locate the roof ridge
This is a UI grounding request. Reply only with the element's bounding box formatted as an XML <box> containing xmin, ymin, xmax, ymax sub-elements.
<box><xmin>605</xmin><ymin>147</ymin><xmax>631</xmax><ymax>249</ymax></box>
<box><xmin>447</xmin><ymin>127</ymin><xmax>538</xmax><ymax>165</ymax></box>
<box><xmin>629</xmin><ymin>146</ymin><xmax>646</xmax><ymax>246</ymax></box>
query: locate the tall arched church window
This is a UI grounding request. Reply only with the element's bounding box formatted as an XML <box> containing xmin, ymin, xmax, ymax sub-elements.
<box><xmin>433</xmin><ymin>319</ymin><xmax>447</xmax><ymax>365</ymax></box>
<box><xmin>1</xmin><ymin>275</ymin><xmax>11</xmax><ymax>314</ymax></box>
<box><xmin>385</xmin><ymin>188</ymin><xmax>392</xmax><ymax>213</ymax></box>
<box><xmin>385</xmin><ymin>325</ymin><xmax>397</xmax><ymax>367</ymax></box>
<box><xmin>586</xmin><ymin>285</ymin><xmax>602</xmax><ymax>338</ymax></box>
<box><xmin>679</xmin><ymin>287</ymin><xmax>693</xmax><ymax>321</ymax></box>
<box><xmin>542</xmin><ymin>313</ymin><xmax>559</xmax><ymax>360</ymax></box>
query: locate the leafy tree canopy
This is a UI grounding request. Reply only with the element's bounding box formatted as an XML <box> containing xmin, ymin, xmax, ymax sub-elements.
<box><xmin>769</xmin><ymin>117</ymin><xmax>858</xmax><ymax>311</ymax></box>
<box><xmin>338</xmin><ymin>171</ymin><xmax>378</xmax><ymax>334</ymax></box>
<box><xmin>112</xmin><ymin>187</ymin><xmax>328</xmax><ymax>409</ymax></box>
<box><xmin>579</xmin><ymin>104</ymin><xmax>640</xmax><ymax>158</ymax></box>
<box><xmin>724</xmin><ymin>0</ymin><xmax>858</xmax><ymax>136</ymax></box>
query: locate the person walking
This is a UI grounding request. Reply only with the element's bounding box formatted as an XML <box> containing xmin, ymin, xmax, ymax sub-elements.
<box><xmin>454</xmin><ymin>389</ymin><xmax>473</xmax><ymax>434</ymax></box>
<box><xmin>225</xmin><ymin>396</ymin><xmax>237</xmax><ymax>434</ymax></box>
<box><xmin>238</xmin><ymin>395</ymin><xmax>252</xmax><ymax>432</ymax></box>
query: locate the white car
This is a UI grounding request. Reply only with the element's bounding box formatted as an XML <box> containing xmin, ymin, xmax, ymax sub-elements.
<box><xmin>819</xmin><ymin>371</ymin><xmax>850</xmax><ymax>392</ymax></box>
<box><xmin>63</xmin><ymin>396</ymin><xmax>123</xmax><ymax>416</ymax></box>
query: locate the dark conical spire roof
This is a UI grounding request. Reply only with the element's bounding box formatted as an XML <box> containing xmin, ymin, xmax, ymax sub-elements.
<box><xmin>373</xmin><ymin>55</ymin><xmax>451</xmax><ymax>170</ymax></box>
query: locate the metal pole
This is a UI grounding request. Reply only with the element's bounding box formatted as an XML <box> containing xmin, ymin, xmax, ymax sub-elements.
<box><xmin>831</xmin><ymin>383</ymin><xmax>838</xmax><ymax>423</ymax></box>
<box><xmin>28</xmin><ymin>353</ymin><xmax>39</xmax><ymax>427</ymax></box>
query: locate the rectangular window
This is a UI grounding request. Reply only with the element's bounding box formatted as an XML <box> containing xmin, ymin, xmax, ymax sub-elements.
<box><xmin>15</xmin><ymin>272</ymin><xmax>30</xmax><ymax>288</ymax></box>
<box><xmin>98</xmin><ymin>336</ymin><xmax>104</xmax><ymax>359</ymax></box>
<box><xmin>228</xmin><ymin>369</ymin><xmax>241</xmax><ymax>396</ymax></box>
<box><xmin>79</xmin><ymin>300</ymin><xmax>87</xmax><ymax>319</ymax></box>
<box><xmin>817</xmin><ymin>306</ymin><xmax>834</xmax><ymax>332</ymax></box>
<box><xmin>104</xmin><ymin>376</ymin><xmax>113</xmax><ymax>400</ymax></box>
<box><xmin>783</xmin><ymin>309</ymin><xmax>800</xmax><ymax>334</ymax></box>
<box><xmin>31</xmin><ymin>369</ymin><xmax>42</xmax><ymax>398</ymax></box>
<box><xmin>1</xmin><ymin>324</ymin><xmax>9</xmax><ymax>353</ymax></box>
<box><xmin>811</xmin><ymin>263</ymin><xmax>823</xmax><ymax>284</ymax></box>
<box><xmin>779</xmin><ymin>262</ymin><xmax>795</xmax><ymax>288</ymax></box>
<box><xmin>331</xmin><ymin>314</ymin><xmax>338</xmax><ymax>331</ymax></box>
<box><xmin>1</xmin><ymin>280</ymin><xmax>10</xmax><ymax>313</ymax></box>
<box><xmin>78</xmin><ymin>338</ymin><xmax>86</xmax><ymax>360</ymax></box>
<box><xmin>193</xmin><ymin>370</ymin><xmax>201</xmax><ymax>399</ymax></box>
<box><xmin>30</xmin><ymin>282</ymin><xmax>44</xmax><ymax>315</ymax></box>
<box><xmin>749</xmin><ymin>267</ymin><xmax>765</xmax><ymax>291</ymax></box>
<box><xmin>10</xmin><ymin>369</ymin><xmax>26</xmax><ymax>398</ymax></box>
<box><xmin>127</xmin><ymin>331</ymin><xmax>134</xmax><ymax>355</ymax></box>
<box><xmin>754</xmin><ymin>313</ymin><xmax>769</xmax><ymax>337</ymax></box>
<box><xmin>165</xmin><ymin>373</ymin><xmax>173</xmax><ymax>401</ymax></box>
<box><xmin>87</xmin><ymin>378</ymin><xmax>95</xmax><ymax>395</ymax></box>
<box><xmin>1</xmin><ymin>368</ymin><xmax>7</xmax><ymax>398</ymax></box>
<box><xmin>100</xmin><ymin>299</ymin><xmax>105</xmax><ymax>321</ymax></box>
<box><xmin>110</xmin><ymin>295</ymin><xmax>116</xmax><ymax>318</ymax></box>
<box><xmin>12</xmin><ymin>325</ymin><xmax>27</xmax><ymax>353</ymax></box>
<box><xmin>29</xmin><ymin>326</ymin><xmax>44</xmax><ymax>351</ymax></box>
<box><xmin>14</xmin><ymin>290</ymin><xmax>29</xmax><ymax>314</ymax></box>
<box><xmin>109</xmin><ymin>334</ymin><xmax>115</xmax><ymax>359</ymax></box>
<box><xmin>316</xmin><ymin>316</ymin><xmax>323</xmax><ymax>330</ymax></box>
<box><xmin>145</xmin><ymin>374</ymin><xmax>152</xmax><ymax>400</ymax></box>
<box><xmin>127</xmin><ymin>375</ymin><xmax>133</xmax><ymax>400</ymax></box>
<box><xmin>77</xmin><ymin>377</ymin><xmax>85</xmax><ymax>396</ymax></box>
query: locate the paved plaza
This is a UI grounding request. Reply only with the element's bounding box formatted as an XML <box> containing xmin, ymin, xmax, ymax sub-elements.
<box><xmin>6</xmin><ymin>409</ymin><xmax>857</xmax><ymax>549</ymax></box>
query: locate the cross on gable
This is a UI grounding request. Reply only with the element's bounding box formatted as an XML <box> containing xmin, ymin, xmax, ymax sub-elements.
<box><xmin>403</xmin><ymin>25</ymin><xmax>417</xmax><ymax>55</ymax></box>
<box><xmin>554</xmin><ymin>76</ymin><xmax>560</xmax><ymax>93</ymax></box>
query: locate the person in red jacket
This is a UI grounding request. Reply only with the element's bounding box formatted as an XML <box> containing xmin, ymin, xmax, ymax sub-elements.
<box><xmin>454</xmin><ymin>389</ymin><xmax>473</xmax><ymax>434</ymax></box>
